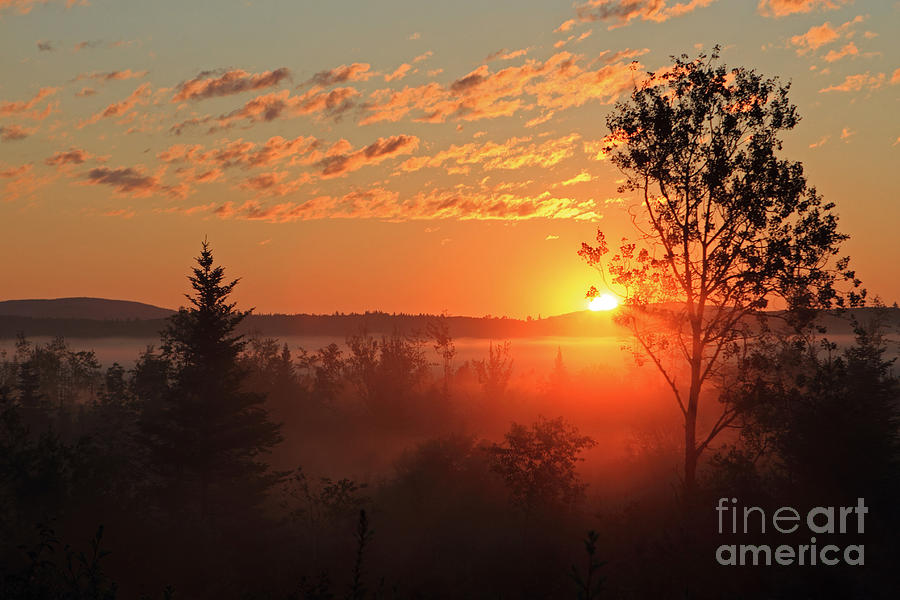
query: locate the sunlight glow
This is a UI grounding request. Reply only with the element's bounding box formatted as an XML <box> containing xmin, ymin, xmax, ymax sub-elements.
<box><xmin>588</xmin><ymin>294</ymin><xmax>618</xmax><ymax>311</ymax></box>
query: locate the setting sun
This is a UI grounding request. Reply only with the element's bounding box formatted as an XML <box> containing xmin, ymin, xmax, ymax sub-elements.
<box><xmin>588</xmin><ymin>294</ymin><xmax>618</xmax><ymax>311</ymax></box>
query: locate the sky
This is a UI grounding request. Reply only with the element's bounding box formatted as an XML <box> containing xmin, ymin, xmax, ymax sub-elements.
<box><xmin>0</xmin><ymin>0</ymin><xmax>897</xmax><ymax>317</ymax></box>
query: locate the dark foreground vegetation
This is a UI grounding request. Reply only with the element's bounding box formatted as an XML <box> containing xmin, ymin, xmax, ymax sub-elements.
<box><xmin>1</xmin><ymin>242</ymin><xmax>898</xmax><ymax>599</ymax></box>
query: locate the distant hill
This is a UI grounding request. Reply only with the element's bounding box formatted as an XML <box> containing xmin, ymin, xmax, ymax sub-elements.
<box><xmin>0</xmin><ymin>297</ymin><xmax>623</xmax><ymax>339</ymax></box>
<box><xmin>0</xmin><ymin>297</ymin><xmax>175</xmax><ymax>321</ymax></box>
<box><xmin>0</xmin><ymin>297</ymin><xmax>895</xmax><ymax>340</ymax></box>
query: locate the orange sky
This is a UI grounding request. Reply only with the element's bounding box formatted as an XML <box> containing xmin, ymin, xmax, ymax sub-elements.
<box><xmin>0</xmin><ymin>0</ymin><xmax>898</xmax><ymax>317</ymax></box>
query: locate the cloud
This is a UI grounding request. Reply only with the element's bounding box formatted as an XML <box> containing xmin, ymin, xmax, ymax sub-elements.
<box><xmin>789</xmin><ymin>16</ymin><xmax>863</xmax><ymax>55</ymax></box>
<box><xmin>790</xmin><ymin>23</ymin><xmax>839</xmax><ymax>53</ymax></box>
<box><xmin>36</xmin><ymin>40</ymin><xmax>54</xmax><ymax>51</ymax></box>
<box><xmin>214</xmin><ymin>87</ymin><xmax>358</xmax><ymax>130</ymax></box>
<box><xmin>485</xmin><ymin>48</ymin><xmax>529</xmax><ymax>62</ymax></box>
<box><xmin>0</xmin><ymin>124</ymin><xmax>34</xmax><ymax>141</ymax></box>
<box><xmin>0</xmin><ymin>87</ymin><xmax>58</xmax><ymax>117</ymax></box>
<box><xmin>545</xmin><ymin>234</ymin><xmax>560</xmax><ymax>240</ymax></box>
<box><xmin>73</xmin><ymin>40</ymin><xmax>103</xmax><ymax>51</ymax></box>
<box><xmin>525</xmin><ymin>53</ymin><xmax>638</xmax><ymax>116</ymax></box>
<box><xmin>0</xmin><ymin>0</ymin><xmax>84</xmax><ymax>16</ymax></box>
<box><xmin>158</xmin><ymin>135</ymin><xmax>319</xmax><ymax>170</ymax></box>
<box><xmin>385</xmin><ymin>63</ymin><xmax>413</xmax><ymax>82</ymax></box>
<box><xmin>239</xmin><ymin>171</ymin><xmax>311</xmax><ymax>197</ymax></box>
<box><xmin>45</xmin><ymin>148</ymin><xmax>93</xmax><ymax>166</ymax></box>
<box><xmin>555</xmin><ymin>35</ymin><xmax>575</xmax><ymax>49</ymax></box>
<box><xmin>398</xmin><ymin>133</ymin><xmax>581</xmax><ymax>175</ymax></box>
<box><xmin>413</xmin><ymin>51</ymin><xmax>433</xmax><ymax>63</ymax></box>
<box><xmin>174</xmin><ymin>167</ymin><xmax>223</xmax><ymax>184</ymax></box>
<box><xmin>840</xmin><ymin>127</ymin><xmax>855</xmax><ymax>140</ymax></box>
<box><xmin>207</xmin><ymin>186</ymin><xmax>603</xmax><ymax>223</ymax></box>
<box><xmin>823</xmin><ymin>42</ymin><xmax>858</xmax><ymax>63</ymax></box>
<box><xmin>82</xmin><ymin>165</ymin><xmax>167</xmax><ymax>198</ymax></box>
<box><xmin>172</xmin><ymin>85</ymin><xmax>359</xmax><ymax>134</ymax></box>
<box><xmin>80</xmin><ymin>82</ymin><xmax>151</xmax><ymax>127</ymax></box>
<box><xmin>758</xmin><ymin>0</ymin><xmax>850</xmax><ymax>18</ymax></box>
<box><xmin>808</xmin><ymin>135</ymin><xmax>830</xmax><ymax>148</ymax></box>
<box><xmin>574</xmin><ymin>0</ymin><xmax>717</xmax><ymax>29</ymax></box>
<box><xmin>318</xmin><ymin>134</ymin><xmax>420</xmax><ymax>178</ymax></box>
<box><xmin>304</xmin><ymin>63</ymin><xmax>373</xmax><ymax>87</ymax></box>
<box><xmin>76</xmin><ymin>69</ymin><xmax>148</xmax><ymax>82</ymax></box>
<box><xmin>555</xmin><ymin>30</ymin><xmax>594</xmax><ymax>47</ymax></box>
<box><xmin>600</xmin><ymin>47</ymin><xmax>651</xmax><ymax>63</ymax></box>
<box><xmin>558</xmin><ymin>171</ymin><xmax>593</xmax><ymax>186</ymax></box>
<box><xmin>173</xmin><ymin>68</ymin><xmax>290</xmax><ymax>102</ymax></box>
<box><xmin>362</xmin><ymin>51</ymin><xmax>637</xmax><ymax>125</ymax></box>
<box><xmin>0</xmin><ymin>164</ymin><xmax>30</xmax><ymax>178</ymax></box>
<box><xmin>555</xmin><ymin>19</ymin><xmax>577</xmax><ymax>32</ymax></box>
<box><xmin>0</xmin><ymin>162</ymin><xmax>52</xmax><ymax>202</ymax></box>
<box><xmin>75</xmin><ymin>87</ymin><xmax>96</xmax><ymax>97</ymax></box>
<box><xmin>819</xmin><ymin>72</ymin><xmax>885</xmax><ymax>93</ymax></box>
<box><xmin>891</xmin><ymin>68</ymin><xmax>900</xmax><ymax>85</ymax></box>
<box><xmin>103</xmin><ymin>208</ymin><xmax>135</xmax><ymax>219</ymax></box>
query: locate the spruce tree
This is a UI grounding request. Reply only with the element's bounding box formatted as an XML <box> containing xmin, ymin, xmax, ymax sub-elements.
<box><xmin>142</xmin><ymin>240</ymin><xmax>282</xmax><ymax>519</ymax></box>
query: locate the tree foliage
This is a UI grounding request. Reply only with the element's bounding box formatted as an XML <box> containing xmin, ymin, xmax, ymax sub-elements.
<box><xmin>579</xmin><ymin>48</ymin><xmax>862</xmax><ymax>495</ymax></box>
<box><xmin>487</xmin><ymin>416</ymin><xmax>596</xmax><ymax>513</ymax></box>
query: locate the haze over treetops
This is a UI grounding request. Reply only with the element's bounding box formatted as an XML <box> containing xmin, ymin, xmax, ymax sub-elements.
<box><xmin>1</xmin><ymin>0</ymin><xmax>897</xmax><ymax>317</ymax></box>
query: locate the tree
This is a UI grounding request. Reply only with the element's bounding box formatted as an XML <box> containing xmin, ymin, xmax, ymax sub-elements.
<box><xmin>142</xmin><ymin>240</ymin><xmax>282</xmax><ymax>519</ymax></box>
<box><xmin>473</xmin><ymin>341</ymin><xmax>513</xmax><ymax>399</ymax></box>
<box><xmin>427</xmin><ymin>313</ymin><xmax>456</xmax><ymax>397</ymax></box>
<box><xmin>487</xmin><ymin>416</ymin><xmax>596</xmax><ymax>514</ymax></box>
<box><xmin>716</xmin><ymin>311</ymin><xmax>900</xmax><ymax>504</ymax></box>
<box><xmin>579</xmin><ymin>48</ymin><xmax>861</xmax><ymax>498</ymax></box>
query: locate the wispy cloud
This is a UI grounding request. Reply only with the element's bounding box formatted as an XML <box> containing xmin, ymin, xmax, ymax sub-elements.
<box><xmin>75</xmin><ymin>69</ymin><xmax>148</xmax><ymax>82</ymax></box>
<box><xmin>173</xmin><ymin>68</ymin><xmax>290</xmax><ymax>102</ymax></box>
<box><xmin>0</xmin><ymin>124</ymin><xmax>34</xmax><ymax>141</ymax></box>
<box><xmin>81</xmin><ymin>165</ymin><xmax>170</xmax><ymax>198</ymax></box>
<box><xmin>304</xmin><ymin>63</ymin><xmax>373</xmax><ymax>87</ymax></box>
<box><xmin>362</xmin><ymin>51</ymin><xmax>637</xmax><ymax>125</ymax></box>
<box><xmin>384</xmin><ymin>63</ymin><xmax>413</xmax><ymax>82</ymax></box>
<box><xmin>45</xmin><ymin>148</ymin><xmax>94</xmax><ymax>166</ymax></box>
<box><xmin>207</xmin><ymin>186</ymin><xmax>602</xmax><ymax>223</ymax></box>
<box><xmin>398</xmin><ymin>133</ymin><xmax>581</xmax><ymax>175</ymax></box>
<box><xmin>758</xmin><ymin>0</ymin><xmax>851</xmax><ymax>18</ymax></box>
<box><xmin>485</xmin><ymin>48</ymin><xmax>529</xmax><ymax>62</ymax></box>
<box><xmin>172</xmin><ymin>86</ymin><xmax>358</xmax><ymax>134</ymax></box>
<box><xmin>819</xmin><ymin>72</ymin><xmax>885</xmax><ymax>93</ymax></box>
<box><xmin>80</xmin><ymin>82</ymin><xmax>151</xmax><ymax>127</ymax></box>
<box><xmin>318</xmin><ymin>135</ymin><xmax>420</xmax><ymax>178</ymax></box>
<box><xmin>0</xmin><ymin>87</ymin><xmax>58</xmax><ymax>118</ymax></box>
<box><xmin>573</xmin><ymin>0</ymin><xmax>717</xmax><ymax>30</ymax></box>
<box><xmin>789</xmin><ymin>16</ymin><xmax>864</xmax><ymax>56</ymax></box>
<box><xmin>0</xmin><ymin>0</ymin><xmax>85</xmax><ymax>16</ymax></box>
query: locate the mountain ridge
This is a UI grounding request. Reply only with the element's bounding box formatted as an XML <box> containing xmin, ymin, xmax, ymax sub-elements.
<box><xmin>0</xmin><ymin>297</ymin><xmax>894</xmax><ymax>340</ymax></box>
<box><xmin>0</xmin><ymin>297</ymin><xmax>176</xmax><ymax>320</ymax></box>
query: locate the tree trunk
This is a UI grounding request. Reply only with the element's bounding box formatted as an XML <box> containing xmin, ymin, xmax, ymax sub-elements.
<box><xmin>684</xmin><ymin>413</ymin><xmax>697</xmax><ymax>500</ymax></box>
<box><xmin>684</xmin><ymin>333</ymin><xmax>703</xmax><ymax>502</ymax></box>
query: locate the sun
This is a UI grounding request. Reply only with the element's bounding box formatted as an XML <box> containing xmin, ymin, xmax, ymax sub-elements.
<box><xmin>588</xmin><ymin>294</ymin><xmax>618</xmax><ymax>311</ymax></box>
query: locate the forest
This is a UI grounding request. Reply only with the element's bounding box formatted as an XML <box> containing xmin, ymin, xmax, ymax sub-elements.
<box><xmin>0</xmin><ymin>239</ymin><xmax>898</xmax><ymax>599</ymax></box>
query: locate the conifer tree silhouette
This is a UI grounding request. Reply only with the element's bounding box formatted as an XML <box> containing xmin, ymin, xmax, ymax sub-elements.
<box><xmin>142</xmin><ymin>240</ymin><xmax>282</xmax><ymax>519</ymax></box>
